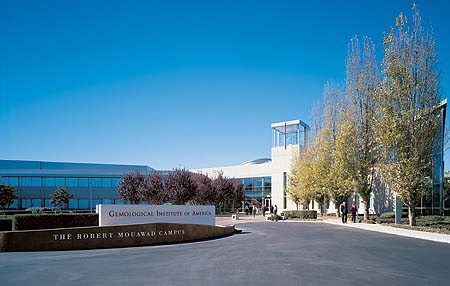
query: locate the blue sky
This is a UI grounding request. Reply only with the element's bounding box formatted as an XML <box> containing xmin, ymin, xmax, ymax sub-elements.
<box><xmin>1</xmin><ymin>0</ymin><xmax>450</xmax><ymax>170</ymax></box>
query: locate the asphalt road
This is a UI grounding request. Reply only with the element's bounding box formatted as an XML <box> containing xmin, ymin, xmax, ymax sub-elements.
<box><xmin>1</xmin><ymin>221</ymin><xmax>450</xmax><ymax>286</ymax></box>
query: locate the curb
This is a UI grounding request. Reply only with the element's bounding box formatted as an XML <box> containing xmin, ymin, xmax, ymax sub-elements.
<box><xmin>321</xmin><ymin>220</ymin><xmax>450</xmax><ymax>244</ymax></box>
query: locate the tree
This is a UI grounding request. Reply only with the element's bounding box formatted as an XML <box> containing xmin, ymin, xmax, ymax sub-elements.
<box><xmin>51</xmin><ymin>187</ymin><xmax>73</xmax><ymax>209</ymax></box>
<box><xmin>141</xmin><ymin>172</ymin><xmax>166</xmax><ymax>204</ymax></box>
<box><xmin>316</xmin><ymin>82</ymin><xmax>351</xmax><ymax>216</ymax></box>
<box><xmin>229</xmin><ymin>179</ymin><xmax>245</xmax><ymax>213</ymax></box>
<box><xmin>118</xmin><ymin>171</ymin><xmax>145</xmax><ymax>204</ymax></box>
<box><xmin>165</xmin><ymin>168</ymin><xmax>197</xmax><ymax>204</ymax></box>
<box><xmin>211</xmin><ymin>171</ymin><xmax>234</xmax><ymax>213</ymax></box>
<box><xmin>0</xmin><ymin>184</ymin><xmax>17</xmax><ymax>213</ymax></box>
<box><xmin>377</xmin><ymin>7</ymin><xmax>441</xmax><ymax>226</ymax></box>
<box><xmin>288</xmin><ymin>147</ymin><xmax>315</xmax><ymax>210</ymax></box>
<box><xmin>344</xmin><ymin>35</ymin><xmax>380</xmax><ymax>220</ymax></box>
<box><xmin>191</xmin><ymin>173</ymin><xmax>215</xmax><ymax>205</ymax></box>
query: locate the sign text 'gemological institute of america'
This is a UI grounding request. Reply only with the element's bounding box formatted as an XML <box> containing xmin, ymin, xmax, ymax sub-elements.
<box><xmin>97</xmin><ymin>204</ymin><xmax>215</xmax><ymax>226</ymax></box>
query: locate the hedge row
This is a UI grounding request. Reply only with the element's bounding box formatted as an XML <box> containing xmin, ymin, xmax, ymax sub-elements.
<box><xmin>12</xmin><ymin>214</ymin><xmax>99</xmax><ymax>231</ymax></box>
<box><xmin>282</xmin><ymin>210</ymin><xmax>317</xmax><ymax>220</ymax></box>
<box><xmin>0</xmin><ymin>218</ymin><xmax>13</xmax><ymax>231</ymax></box>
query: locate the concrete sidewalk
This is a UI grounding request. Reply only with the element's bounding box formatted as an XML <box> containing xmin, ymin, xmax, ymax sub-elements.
<box><xmin>322</xmin><ymin>218</ymin><xmax>450</xmax><ymax>244</ymax></box>
<box><xmin>216</xmin><ymin>213</ymin><xmax>268</xmax><ymax>225</ymax></box>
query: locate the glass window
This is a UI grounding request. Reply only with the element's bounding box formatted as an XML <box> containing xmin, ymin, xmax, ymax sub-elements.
<box><xmin>115</xmin><ymin>200</ymin><xmax>124</xmax><ymax>205</ymax></box>
<box><xmin>9</xmin><ymin>199</ymin><xmax>18</xmax><ymax>209</ymax></box>
<box><xmin>92</xmin><ymin>199</ymin><xmax>102</xmax><ymax>209</ymax></box>
<box><xmin>22</xmin><ymin>199</ymin><xmax>32</xmax><ymax>209</ymax></box>
<box><xmin>67</xmin><ymin>178</ymin><xmax>78</xmax><ymax>187</ymax></box>
<box><xmin>103</xmin><ymin>199</ymin><xmax>113</xmax><ymax>204</ymax></box>
<box><xmin>101</xmin><ymin>178</ymin><xmax>111</xmax><ymax>188</ymax></box>
<box><xmin>21</xmin><ymin>177</ymin><xmax>32</xmax><ymax>187</ymax></box>
<box><xmin>69</xmin><ymin>199</ymin><xmax>78</xmax><ymax>209</ymax></box>
<box><xmin>254</xmin><ymin>178</ymin><xmax>263</xmax><ymax>187</ymax></box>
<box><xmin>112</xmin><ymin>178</ymin><xmax>121</xmax><ymax>188</ymax></box>
<box><xmin>31</xmin><ymin>177</ymin><xmax>41</xmax><ymax>187</ymax></box>
<box><xmin>8</xmin><ymin>177</ymin><xmax>19</xmax><ymax>187</ymax></box>
<box><xmin>243</xmin><ymin>178</ymin><xmax>253</xmax><ymax>189</ymax></box>
<box><xmin>263</xmin><ymin>177</ymin><xmax>271</xmax><ymax>188</ymax></box>
<box><xmin>79</xmin><ymin>178</ymin><xmax>88</xmax><ymax>187</ymax></box>
<box><xmin>55</xmin><ymin>177</ymin><xmax>65</xmax><ymax>187</ymax></box>
<box><xmin>0</xmin><ymin>177</ymin><xmax>8</xmax><ymax>185</ymax></box>
<box><xmin>44</xmin><ymin>199</ymin><xmax>52</xmax><ymax>208</ymax></box>
<box><xmin>79</xmin><ymin>199</ymin><xmax>89</xmax><ymax>209</ymax></box>
<box><xmin>44</xmin><ymin>177</ymin><xmax>55</xmax><ymax>187</ymax></box>
<box><xmin>31</xmin><ymin>199</ymin><xmax>42</xmax><ymax>208</ymax></box>
<box><xmin>92</xmin><ymin>178</ymin><xmax>101</xmax><ymax>187</ymax></box>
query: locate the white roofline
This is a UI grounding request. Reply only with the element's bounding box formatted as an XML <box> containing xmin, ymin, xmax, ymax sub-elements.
<box><xmin>271</xmin><ymin>120</ymin><xmax>300</xmax><ymax>128</ymax></box>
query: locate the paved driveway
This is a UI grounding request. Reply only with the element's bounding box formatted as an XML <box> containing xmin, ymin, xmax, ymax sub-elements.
<box><xmin>1</xmin><ymin>221</ymin><xmax>449</xmax><ymax>286</ymax></box>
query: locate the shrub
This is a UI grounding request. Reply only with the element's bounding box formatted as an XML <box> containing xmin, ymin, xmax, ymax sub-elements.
<box><xmin>268</xmin><ymin>214</ymin><xmax>282</xmax><ymax>221</ymax></box>
<box><xmin>282</xmin><ymin>210</ymin><xmax>317</xmax><ymax>220</ymax></box>
<box><xmin>380</xmin><ymin>212</ymin><xmax>395</xmax><ymax>219</ymax></box>
<box><xmin>0</xmin><ymin>218</ymin><xmax>12</xmax><ymax>231</ymax></box>
<box><xmin>12</xmin><ymin>214</ymin><xmax>98</xmax><ymax>231</ymax></box>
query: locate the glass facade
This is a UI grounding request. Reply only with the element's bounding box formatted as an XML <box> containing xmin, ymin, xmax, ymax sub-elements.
<box><xmin>0</xmin><ymin>175</ymin><xmax>123</xmax><ymax>209</ymax></box>
<box><xmin>272</xmin><ymin>121</ymin><xmax>309</xmax><ymax>149</ymax></box>
<box><xmin>0</xmin><ymin>159</ymin><xmax>153</xmax><ymax>210</ymax></box>
<box><xmin>240</xmin><ymin>176</ymin><xmax>271</xmax><ymax>208</ymax></box>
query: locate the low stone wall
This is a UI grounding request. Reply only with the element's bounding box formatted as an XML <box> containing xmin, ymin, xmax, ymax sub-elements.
<box><xmin>0</xmin><ymin>223</ymin><xmax>235</xmax><ymax>252</ymax></box>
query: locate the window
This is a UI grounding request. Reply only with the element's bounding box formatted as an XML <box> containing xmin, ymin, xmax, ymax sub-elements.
<box><xmin>21</xmin><ymin>177</ymin><xmax>32</xmax><ymax>187</ymax></box>
<box><xmin>31</xmin><ymin>177</ymin><xmax>42</xmax><ymax>187</ymax></box>
<box><xmin>55</xmin><ymin>177</ymin><xmax>65</xmax><ymax>187</ymax></box>
<box><xmin>103</xmin><ymin>199</ymin><xmax>113</xmax><ymax>204</ymax></box>
<box><xmin>243</xmin><ymin>178</ymin><xmax>253</xmax><ymax>189</ymax></box>
<box><xmin>69</xmin><ymin>199</ymin><xmax>78</xmax><ymax>209</ymax></box>
<box><xmin>0</xmin><ymin>177</ymin><xmax>8</xmax><ymax>185</ymax></box>
<box><xmin>31</xmin><ymin>199</ymin><xmax>42</xmax><ymax>208</ymax></box>
<box><xmin>112</xmin><ymin>178</ymin><xmax>121</xmax><ymax>188</ymax></box>
<box><xmin>101</xmin><ymin>178</ymin><xmax>112</xmax><ymax>188</ymax></box>
<box><xmin>263</xmin><ymin>177</ymin><xmax>271</xmax><ymax>188</ymax></box>
<box><xmin>91</xmin><ymin>178</ymin><xmax>102</xmax><ymax>187</ymax></box>
<box><xmin>79</xmin><ymin>178</ymin><xmax>89</xmax><ymax>187</ymax></box>
<box><xmin>22</xmin><ymin>199</ymin><xmax>32</xmax><ymax>209</ymax></box>
<box><xmin>9</xmin><ymin>199</ymin><xmax>18</xmax><ymax>209</ymax></box>
<box><xmin>44</xmin><ymin>199</ymin><xmax>52</xmax><ymax>208</ymax></box>
<box><xmin>67</xmin><ymin>178</ymin><xmax>78</xmax><ymax>187</ymax></box>
<box><xmin>44</xmin><ymin>178</ymin><xmax>55</xmax><ymax>187</ymax></box>
<box><xmin>8</xmin><ymin>177</ymin><xmax>19</xmax><ymax>187</ymax></box>
<box><xmin>92</xmin><ymin>199</ymin><xmax>102</xmax><ymax>209</ymax></box>
<box><xmin>254</xmin><ymin>178</ymin><xmax>263</xmax><ymax>187</ymax></box>
<box><xmin>79</xmin><ymin>199</ymin><xmax>89</xmax><ymax>209</ymax></box>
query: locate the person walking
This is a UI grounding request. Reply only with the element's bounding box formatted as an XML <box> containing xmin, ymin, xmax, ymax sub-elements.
<box><xmin>351</xmin><ymin>202</ymin><xmax>358</xmax><ymax>223</ymax></box>
<box><xmin>273</xmin><ymin>205</ymin><xmax>278</xmax><ymax>216</ymax></box>
<box><xmin>340</xmin><ymin>201</ymin><xmax>348</xmax><ymax>224</ymax></box>
<box><xmin>270</xmin><ymin>205</ymin><xmax>274</xmax><ymax>214</ymax></box>
<box><xmin>262</xmin><ymin>206</ymin><xmax>266</xmax><ymax>217</ymax></box>
<box><xmin>248</xmin><ymin>205</ymin><xmax>253</xmax><ymax>216</ymax></box>
<box><xmin>252</xmin><ymin>205</ymin><xmax>257</xmax><ymax>217</ymax></box>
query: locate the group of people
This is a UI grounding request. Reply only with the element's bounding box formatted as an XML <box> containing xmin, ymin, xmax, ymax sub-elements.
<box><xmin>244</xmin><ymin>204</ymin><xmax>277</xmax><ymax>217</ymax></box>
<box><xmin>340</xmin><ymin>201</ymin><xmax>358</xmax><ymax>224</ymax></box>
<box><xmin>261</xmin><ymin>204</ymin><xmax>277</xmax><ymax>217</ymax></box>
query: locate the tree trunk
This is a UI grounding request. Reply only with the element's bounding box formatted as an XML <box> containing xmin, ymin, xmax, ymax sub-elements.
<box><xmin>408</xmin><ymin>204</ymin><xmax>416</xmax><ymax>226</ymax></box>
<box><xmin>321</xmin><ymin>202</ymin><xmax>327</xmax><ymax>216</ymax></box>
<box><xmin>231</xmin><ymin>200</ymin><xmax>235</xmax><ymax>213</ymax></box>
<box><xmin>335</xmin><ymin>202</ymin><xmax>341</xmax><ymax>217</ymax></box>
<box><xmin>364</xmin><ymin>201</ymin><xmax>370</xmax><ymax>221</ymax></box>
